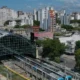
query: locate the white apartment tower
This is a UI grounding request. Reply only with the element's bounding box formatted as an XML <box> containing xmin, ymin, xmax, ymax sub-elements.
<box><xmin>60</xmin><ymin>10</ymin><xmax>70</xmax><ymax>25</ymax></box>
<box><xmin>33</xmin><ymin>7</ymin><xmax>54</xmax><ymax>30</ymax></box>
<box><xmin>37</xmin><ymin>10</ymin><xmax>40</xmax><ymax>21</ymax></box>
<box><xmin>40</xmin><ymin>7</ymin><xmax>54</xmax><ymax>30</ymax></box>
<box><xmin>33</xmin><ymin>9</ymin><xmax>37</xmax><ymax>21</ymax></box>
<box><xmin>9</xmin><ymin>13</ymin><xmax>33</xmax><ymax>27</ymax></box>
<box><xmin>0</xmin><ymin>6</ymin><xmax>17</xmax><ymax>26</ymax></box>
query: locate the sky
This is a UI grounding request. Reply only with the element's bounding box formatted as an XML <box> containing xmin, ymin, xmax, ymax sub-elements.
<box><xmin>0</xmin><ymin>0</ymin><xmax>80</xmax><ymax>13</ymax></box>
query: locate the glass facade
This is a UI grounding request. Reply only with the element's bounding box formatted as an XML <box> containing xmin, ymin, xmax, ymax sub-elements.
<box><xmin>0</xmin><ymin>34</ymin><xmax>36</xmax><ymax>57</ymax></box>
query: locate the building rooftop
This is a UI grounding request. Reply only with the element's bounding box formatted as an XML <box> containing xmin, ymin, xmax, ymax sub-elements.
<box><xmin>59</xmin><ymin>32</ymin><xmax>80</xmax><ymax>45</ymax></box>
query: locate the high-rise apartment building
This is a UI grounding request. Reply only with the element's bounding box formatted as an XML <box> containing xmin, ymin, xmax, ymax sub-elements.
<box><xmin>37</xmin><ymin>10</ymin><xmax>40</xmax><ymax>21</ymax></box>
<box><xmin>48</xmin><ymin>10</ymin><xmax>56</xmax><ymax>32</ymax></box>
<box><xmin>0</xmin><ymin>6</ymin><xmax>17</xmax><ymax>26</ymax></box>
<box><xmin>60</xmin><ymin>10</ymin><xmax>70</xmax><ymax>25</ymax></box>
<box><xmin>33</xmin><ymin>7</ymin><xmax>55</xmax><ymax>31</ymax></box>
<box><xmin>17</xmin><ymin>11</ymin><xmax>24</xmax><ymax>17</ymax></box>
<box><xmin>70</xmin><ymin>12</ymin><xmax>80</xmax><ymax>20</ymax></box>
<box><xmin>40</xmin><ymin>7</ymin><xmax>54</xmax><ymax>30</ymax></box>
<box><xmin>33</xmin><ymin>9</ymin><xmax>37</xmax><ymax>21</ymax></box>
<box><xmin>9</xmin><ymin>12</ymin><xmax>33</xmax><ymax>27</ymax></box>
<box><xmin>0</xmin><ymin>6</ymin><xmax>33</xmax><ymax>27</ymax></box>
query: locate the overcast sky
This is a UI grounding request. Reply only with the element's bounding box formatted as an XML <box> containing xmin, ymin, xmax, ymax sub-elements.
<box><xmin>0</xmin><ymin>0</ymin><xmax>80</xmax><ymax>13</ymax></box>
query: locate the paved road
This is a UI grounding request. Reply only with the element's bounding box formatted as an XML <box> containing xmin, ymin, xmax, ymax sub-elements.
<box><xmin>60</xmin><ymin>55</ymin><xmax>76</xmax><ymax>69</ymax></box>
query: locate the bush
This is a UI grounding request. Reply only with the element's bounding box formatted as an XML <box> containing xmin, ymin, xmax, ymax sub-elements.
<box><xmin>75</xmin><ymin>49</ymin><xmax>80</xmax><ymax>70</ymax></box>
<box><xmin>33</xmin><ymin>20</ymin><xmax>40</xmax><ymax>26</ymax></box>
<box><xmin>39</xmin><ymin>28</ymin><xmax>45</xmax><ymax>31</ymax></box>
<box><xmin>14</xmin><ymin>25</ymin><xmax>20</xmax><ymax>28</ymax></box>
<box><xmin>70</xmin><ymin>20</ymin><xmax>80</xmax><ymax>24</ymax></box>
<box><xmin>14</xmin><ymin>25</ymin><xmax>31</xmax><ymax>28</ymax></box>
<box><xmin>54</xmin><ymin>33</ymin><xmax>62</xmax><ymax>36</ymax></box>
<box><xmin>75</xmin><ymin>41</ymin><xmax>80</xmax><ymax>51</ymax></box>
<box><xmin>4</xmin><ymin>20</ymin><xmax>10</xmax><ymax>26</ymax></box>
<box><xmin>61</xmin><ymin>25</ymin><xmax>73</xmax><ymax>31</ymax></box>
<box><xmin>54</xmin><ymin>57</ymin><xmax>60</xmax><ymax>63</ymax></box>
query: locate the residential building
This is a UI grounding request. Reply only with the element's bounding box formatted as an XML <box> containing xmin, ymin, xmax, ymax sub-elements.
<box><xmin>33</xmin><ymin>9</ymin><xmax>37</xmax><ymax>21</ymax></box>
<box><xmin>8</xmin><ymin>13</ymin><xmax>33</xmax><ymax>27</ymax></box>
<box><xmin>70</xmin><ymin>12</ymin><xmax>80</xmax><ymax>27</ymax></box>
<box><xmin>58</xmin><ymin>10</ymin><xmax>70</xmax><ymax>25</ymax></box>
<box><xmin>32</xmin><ymin>26</ymin><xmax>39</xmax><ymax>32</ymax></box>
<box><xmin>70</xmin><ymin>12</ymin><xmax>80</xmax><ymax>20</ymax></box>
<box><xmin>40</xmin><ymin>7</ymin><xmax>54</xmax><ymax>30</ymax></box>
<box><xmin>66</xmin><ymin>14</ymin><xmax>70</xmax><ymax>25</ymax></box>
<box><xmin>48</xmin><ymin>10</ymin><xmax>56</xmax><ymax>32</ymax></box>
<box><xmin>37</xmin><ymin>10</ymin><xmax>40</xmax><ymax>21</ymax></box>
<box><xmin>33</xmin><ymin>7</ymin><xmax>55</xmax><ymax>31</ymax></box>
<box><xmin>18</xmin><ymin>12</ymin><xmax>33</xmax><ymax>26</ymax></box>
<box><xmin>17</xmin><ymin>11</ymin><xmax>24</xmax><ymax>17</ymax></box>
<box><xmin>59</xmin><ymin>32</ymin><xmax>80</xmax><ymax>54</ymax></box>
<box><xmin>0</xmin><ymin>6</ymin><xmax>17</xmax><ymax>26</ymax></box>
<box><xmin>0</xmin><ymin>6</ymin><xmax>33</xmax><ymax>27</ymax></box>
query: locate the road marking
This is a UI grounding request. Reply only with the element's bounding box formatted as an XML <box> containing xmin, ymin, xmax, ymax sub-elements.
<box><xmin>4</xmin><ymin>65</ymin><xmax>30</xmax><ymax>80</ymax></box>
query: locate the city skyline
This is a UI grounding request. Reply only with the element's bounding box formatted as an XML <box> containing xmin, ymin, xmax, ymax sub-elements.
<box><xmin>0</xmin><ymin>0</ymin><xmax>80</xmax><ymax>13</ymax></box>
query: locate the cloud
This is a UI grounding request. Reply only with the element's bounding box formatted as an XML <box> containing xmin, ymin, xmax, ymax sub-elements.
<box><xmin>38</xmin><ymin>3</ymin><xmax>46</xmax><ymax>8</ymax></box>
<box><xmin>39</xmin><ymin>3</ymin><xmax>43</xmax><ymax>6</ymax></box>
<box><xmin>56</xmin><ymin>0</ymin><xmax>80</xmax><ymax>9</ymax></box>
<box><xmin>59</xmin><ymin>0</ymin><xmax>78</xmax><ymax>3</ymax></box>
<box><xmin>27</xmin><ymin>6</ymin><xmax>31</xmax><ymax>8</ymax></box>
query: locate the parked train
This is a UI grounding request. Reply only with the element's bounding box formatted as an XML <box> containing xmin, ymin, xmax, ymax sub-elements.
<box><xmin>58</xmin><ymin>75</ymin><xmax>72</xmax><ymax>80</ymax></box>
<box><xmin>14</xmin><ymin>56</ymin><xmax>72</xmax><ymax>80</ymax></box>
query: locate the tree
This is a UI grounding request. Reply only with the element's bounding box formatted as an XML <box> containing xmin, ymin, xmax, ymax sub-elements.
<box><xmin>21</xmin><ymin>25</ymin><xmax>31</xmax><ymax>28</ymax></box>
<box><xmin>54</xmin><ymin>33</ymin><xmax>62</xmax><ymax>36</ymax></box>
<box><xmin>36</xmin><ymin>40</ymin><xmax>43</xmax><ymax>47</ymax></box>
<box><xmin>15</xmin><ymin>20</ymin><xmax>21</xmax><ymax>26</ymax></box>
<box><xmin>75</xmin><ymin>49</ymin><xmax>80</xmax><ymax>70</ymax></box>
<box><xmin>56</xmin><ymin>19</ymin><xmax>61</xmax><ymax>24</ymax></box>
<box><xmin>42</xmin><ymin>39</ymin><xmax>65</xmax><ymax>60</ymax></box>
<box><xmin>14</xmin><ymin>25</ymin><xmax>31</xmax><ymax>28</ymax></box>
<box><xmin>70</xmin><ymin>20</ymin><xmax>80</xmax><ymax>24</ymax></box>
<box><xmin>14</xmin><ymin>25</ymin><xmax>20</xmax><ymax>28</ymax></box>
<box><xmin>61</xmin><ymin>25</ymin><xmax>73</xmax><ymax>31</ymax></box>
<box><xmin>75</xmin><ymin>41</ymin><xmax>80</xmax><ymax>50</ymax></box>
<box><xmin>4</xmin><ymin>20</ymin><xmax>10</xmax><ymax>26</ymax></box>
<box><xmin>39</xmin><ymin>28</ymin><xmax>45</xmax><ymax>31</ymax></box>
<box><xmin>33</xmin><ymin>20</ymin><xmax>40</xmax><ymax>26</ymax></box>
